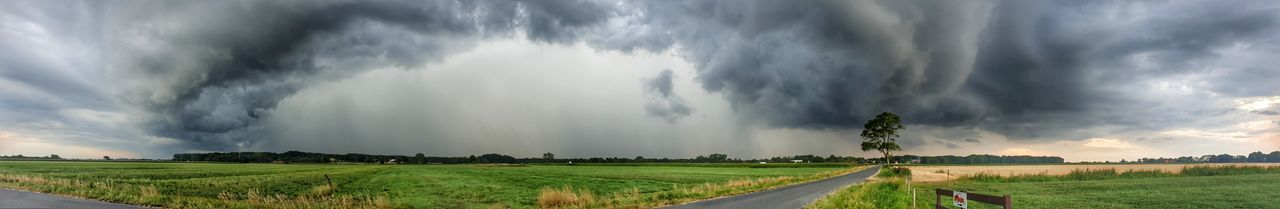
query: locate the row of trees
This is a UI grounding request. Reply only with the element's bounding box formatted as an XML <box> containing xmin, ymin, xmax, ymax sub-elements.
<box><xmin>173</xmin><ymin>151</ymin><xmax>893</xmax><ymax>164</ymax></box>
<box><xmin>0</xmin><ymin>154</ymin><xmax>61</xmax><ymax>160</ymax></box>
<box><xmin>172</xmin><ymin>151</ymin><xmax>527</xmax><ymax>164</ymax></box>
<box><xmin>1129</xmin><ymin>151</ymin><xmax>1280</xmax><ymax>163</ymax></box>
<box><xmin>172</xmin><ymin>150</ymin><xmax>1071</xmax><ymax>165</ymax></box>
<box><xmin>906</xmin><ymin>154</ymin><xmax>1064</xmax><ymax>164</ymax></box>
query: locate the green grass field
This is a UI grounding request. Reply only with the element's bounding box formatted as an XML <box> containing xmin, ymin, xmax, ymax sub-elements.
<box><xmin>809</xmin><ymin>165</ymin><xmax>1280</xmax><ymax>209</ymax></box>
<box><xmin>0</xmin><ymin>161</ymin><xmax>857</xmax><ymax>209</ymax></box>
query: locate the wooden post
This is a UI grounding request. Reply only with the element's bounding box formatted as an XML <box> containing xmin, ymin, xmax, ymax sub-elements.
<box><xmin>1003</xmin><ymin>194</ymin><xmax>1012</xmax><ymax>209</ymax></box>
<box><xmin>324</xmin><ymin>174</ymin><xmax>336</xmax><ymax>192</ymax></box>
<box><xmin>935</xmin><ymin>190</ymin><xmax>941</xmax><ymax>209</ymax></box>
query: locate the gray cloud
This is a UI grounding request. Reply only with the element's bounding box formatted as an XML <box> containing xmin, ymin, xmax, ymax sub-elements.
<box><xmin>605</xmin><ymin>0</ymin><xmax>1280</xmax><ymax>141</ymax></box>
<box><xmin>106</xmin><ymin>0</ymin><xmax>617</xmax><ymax>150</ymax></box>
<box><xmin>936</xmin><ymin>141</ymin><xmax>961</xmax><ymax>149</ymax></box>
<box><xmin>4</xmin><ymin>0</ymin><xmax>1280</xmax><ymax>156</ymax></box>
<box><xmin>643</xmin><ymin>69</ymin><xmax>692</xmax><ymax>122</ymax></box>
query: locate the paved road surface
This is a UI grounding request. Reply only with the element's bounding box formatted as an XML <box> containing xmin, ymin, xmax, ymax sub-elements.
<box><xmin>662</xmin><ymin>165</ymin><xmax>881</xmax><ymax>209</ymax></box>
<box><xmin>0</xmin><ymin>189</ymin><xmax>149</xmax><ymax>209</ymax></box>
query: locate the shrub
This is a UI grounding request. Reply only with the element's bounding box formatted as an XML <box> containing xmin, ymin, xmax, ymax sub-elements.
<box><xmin>879</xmin><ymin>167</ymin><xmax>911</xmax><ymax>177</ymax></box>
<box><xmin>537</xmin><ymin>186</ymin><xmax>595</xmax><ymax>209</ymax></box>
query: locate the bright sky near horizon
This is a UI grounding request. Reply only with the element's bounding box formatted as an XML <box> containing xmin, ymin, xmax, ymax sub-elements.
<box><xmin>2</xmin><ymin>0</ymin><xmax>1279</xmax><ymax>161</ymax></box>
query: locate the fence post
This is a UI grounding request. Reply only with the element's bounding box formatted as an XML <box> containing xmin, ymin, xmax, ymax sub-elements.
<box><xmin>324</xmin><ymin>174</ymin><xmax>336</xmax><ymax>192</ymax></box>
<box><xmin>935</xmin><ymin>189</ymin><xmax>941</xmax><ymax>208</ymax></box>
<box><xmin>1003</xmin><ymin>194</ymin><xmax>1012</xmax><ymax>209</ymax></box>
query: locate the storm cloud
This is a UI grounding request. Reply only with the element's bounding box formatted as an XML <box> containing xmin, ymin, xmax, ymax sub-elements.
<box><xmin>104</xmin><ymin>0</ymin><xmax>618</xmax><ymax>150</ymax></box>
<box><xmin>3</xmin><ymin>0</ymin><xmax>1280</xmax><ymax>158</ymax></box>
<box><xmin>643</xmin><ymin>69</ymin><xmax>692</xmax><ymax>122</ymax></box>
<box><xmin>602</xmin><ymin>0</ymin><xmax>1280</xmax><ymax>141</ymax></box>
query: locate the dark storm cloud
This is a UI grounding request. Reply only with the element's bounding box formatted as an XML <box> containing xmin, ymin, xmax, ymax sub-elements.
<box><xmin>963</xmin><ymin>138</ymin><xmax>981</xmax><ymax>143</ymax></box>
<box><xmin>604</xmin><ymin>1</ymin><xmax>1001</xmax><ymax>129</ymax></box>
<box><xmin>604</xmin><ymin>0</ymin><xmax>1280</xmax><ymax>141</ymax></box>
<box><xmin>642</xmin><ymin>69</ymin><xmax>692</xmax><ymax>122</ymax></box>
<box><xmin>12</xmin><ymin>0</ymin><xmax>1279</xmax><ymax>154</ymax></box>
<box><xmin>107</xmin><ymin>0</ymin><xmax>616</xmax><ymax>150</ymax></box>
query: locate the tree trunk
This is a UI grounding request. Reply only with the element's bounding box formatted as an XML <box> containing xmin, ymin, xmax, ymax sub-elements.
<box><xmin>883</xmin><ymin>151</ymin><xmax>891</xmax><ymax>165</ymax></box>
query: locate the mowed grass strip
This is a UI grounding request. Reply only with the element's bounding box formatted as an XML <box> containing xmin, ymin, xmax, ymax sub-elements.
<box><xmin>0</xmin><ymin>161</ymin><xmax>857</xmax><ymax>209</ymax></box>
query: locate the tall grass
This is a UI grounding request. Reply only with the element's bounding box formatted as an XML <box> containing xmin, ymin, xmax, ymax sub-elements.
<box><xmin>958</xmin><ymin>165</ymin><xmax>1280</xmax><ymax>183</ymax></box>
<box><xmin>536</xmin><ymin>166</ymin><xmax>868</xmax><ymax>209</ymax></box>
<box><xmin>806</xmin><ymin>175</ymin><xmax>909</xmax><ymax>209</ymax></box>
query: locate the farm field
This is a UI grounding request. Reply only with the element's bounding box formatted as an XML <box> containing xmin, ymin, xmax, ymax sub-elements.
<box><xmin>906</xmin><ymin>163</ymin><xmax>1280</xmax><ymax>182</ymax></box>
<box><xmin>910</xmin><ymin>173</ymin><xmax>1280</xmax><ymax>209</ymax></box>
<box><xmin>809</xmin><ymin>164</ymin><xmax>1280</xmax><ymax>209</ymax></box>
<box><xmin>0</xmin><ymin>161</ymin><xmax>859</xmax><ymax>209</ymax></box>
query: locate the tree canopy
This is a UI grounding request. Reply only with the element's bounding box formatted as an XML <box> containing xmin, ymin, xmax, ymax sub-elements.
<box><xmin>860</xmin><ymin>112</ymin><xmax>905</xmax><ymax>165</ymax></box>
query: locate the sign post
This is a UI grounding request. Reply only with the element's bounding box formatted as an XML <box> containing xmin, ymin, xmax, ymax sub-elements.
<box><xmin>953</xmin><ymin>191</ymin><xmax>968</xmax><ymax>209</ymax></box>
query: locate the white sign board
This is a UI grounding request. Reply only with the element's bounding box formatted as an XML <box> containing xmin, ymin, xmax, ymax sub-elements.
<box><xmin>952</xmin><ymin>191</ymin><xmax>968</xmax><ymax>209</ymax></box>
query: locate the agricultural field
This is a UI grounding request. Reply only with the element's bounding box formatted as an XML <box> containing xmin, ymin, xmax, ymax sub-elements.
<box><xmin>0</xmin><ymin>161</ymin><xmax>860</xmax><ymax>209</ymax></box>
<box><xmin>808</xmin><ymin>164</ymin><xmax>1280</xmax><ymax>209</ymax></box>
<box><xmin>906</xmin><ymin>163</ymin><xmax>1280</xmax><ymax>182</ymax></box>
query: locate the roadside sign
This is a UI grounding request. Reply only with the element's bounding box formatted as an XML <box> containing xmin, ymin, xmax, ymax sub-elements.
<box><xmin>953</xmin><ymin>191</ymin><xmax>968</xmax><ymax>209</ymax></box>
<box><xmin>935</xmin><ymin>189</ymin><xmax>1009</xmax><ymax>209</ymax></box>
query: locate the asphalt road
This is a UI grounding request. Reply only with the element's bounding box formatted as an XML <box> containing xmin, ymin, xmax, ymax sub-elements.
<box><xmin>0</xmin><ymin>189</ymin><xmax>149</xmax><ymax>209</ymax></box>
<box><xmin>662</xmin><ymin>165</ymin><xmax>881</xmax><ymax>209</ymax></box>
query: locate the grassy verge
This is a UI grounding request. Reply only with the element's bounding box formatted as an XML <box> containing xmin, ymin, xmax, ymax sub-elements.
<box><xmin>535</xmin><ymin>166</ymin><xmax>869</xmax><ymax>209</ymax></box>
<box><xmin>806</xmin><ymin>167</ymin><xmax>913</xmax><ymax>209</ymax></box>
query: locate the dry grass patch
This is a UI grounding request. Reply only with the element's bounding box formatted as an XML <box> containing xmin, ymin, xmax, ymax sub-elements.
<box><xmin>538</xmin><ymin>186</ymin><xmax>596</xmax><ymax>208</ymax></box>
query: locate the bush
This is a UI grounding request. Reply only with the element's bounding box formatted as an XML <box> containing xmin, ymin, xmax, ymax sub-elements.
<box><xmin>878</xmin><ymin>167</ymin><xmax>912</xmax><ymax>177</ymax></box>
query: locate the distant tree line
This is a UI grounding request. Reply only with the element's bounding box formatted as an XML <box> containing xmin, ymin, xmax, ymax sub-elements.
<box><xmin>899</xmin><ymin>154</ymin><xmax>1065</xmax><ymax>164</ymax></box>
<box><xmin>0</xmin><ymin>154</ymin><xmax>61</xmax><ymax>160</ymax></box>
<box><xmin>1127</xmin><ymin>151</ymin><xmax>1280</xmax><ymax>163</ymax></box>
<box><xmin>171</xmin><ymin>151</ymin><xmax>890</xmax><ymax>164</ymax></box>
<box><xmin>170</xmin><ymin>151</ymin><xmax>1082</xmax><ymax>165</ymax></box>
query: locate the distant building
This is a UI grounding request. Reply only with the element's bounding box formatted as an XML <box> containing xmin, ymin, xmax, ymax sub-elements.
<box><xmin>791</xmin><ymin>160</ymin><xmax>804</xmax><ymax>163</ymax></box>
<box><xmin>759</xmin><ymin>162</ymin><xmax>768</xmax><ymax>164</ymax></box>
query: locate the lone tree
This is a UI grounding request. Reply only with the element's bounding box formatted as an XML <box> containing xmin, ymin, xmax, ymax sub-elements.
<box><xmin>860</xmin><ymin>112</ymin><xmax>905</xmax><ymax>165</ymax></box>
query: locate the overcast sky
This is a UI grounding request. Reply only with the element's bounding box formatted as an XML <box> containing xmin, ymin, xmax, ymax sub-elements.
<box><xmin>2</xmin><ymin>0</ymin><xmax>1279</xmax><ymax>161</ymax></box>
